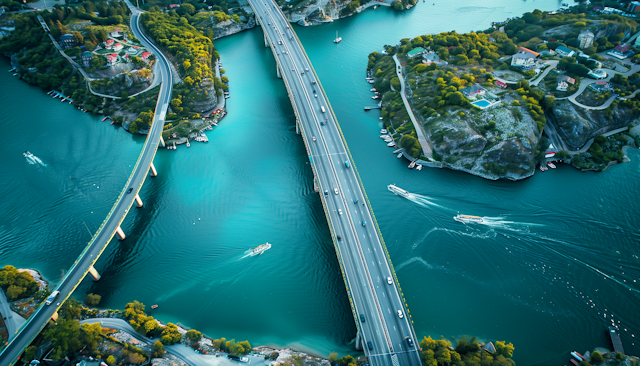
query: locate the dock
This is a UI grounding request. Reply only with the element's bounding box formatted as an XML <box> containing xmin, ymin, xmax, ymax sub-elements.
<box><xmin>608</xmin><ymin>326</ymin><xmax>625</xmax><ymax>355</ymax></box>
<box><xmin>364</xmin><ymin>106</ymin><xmax>381</xmax><ymax>110</ymax></box>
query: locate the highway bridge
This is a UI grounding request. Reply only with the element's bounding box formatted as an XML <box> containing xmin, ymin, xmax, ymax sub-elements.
<box><xmin>249</xmin><ymin>1</ymin><xmax>421</xmax><ymax>365</ymax></box>
<box><xmin>0</xmin><ymin>7</ymin><xmax>173</xmax><ymax>365</ymax></box>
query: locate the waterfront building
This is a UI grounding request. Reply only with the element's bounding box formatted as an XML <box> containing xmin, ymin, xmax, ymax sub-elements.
<box><xmin>141</xmin><ymin>51</ymin><xmax>152</xmax><ymax>63</ymax></box>
<box><xmin>60</xmin><ymin>33</ymin><xmax>75</xmax><ymax>49</ymax></box>
<box><xmin>555</xmin><ymin>45</ymin><xmax>576</xmax><ymax>57</ymax></box>
<box><xmin>510</xmin><ymin>47</ymin><xmax>538</xmax><ymax>69</ymax></box>
<box><xmin>82</xmin><ymin>51</ymin><xmax>94</xmax><ymax>67</ymax></box>
<box><xmin>556</xmin><ymin>75</ymin><xmax>575</xmax><ymax>91</ymax></box>
<box><xmin>578</xmin><ymin>30</ymin><xmax>595</xmax><ymax>49</ymax></box>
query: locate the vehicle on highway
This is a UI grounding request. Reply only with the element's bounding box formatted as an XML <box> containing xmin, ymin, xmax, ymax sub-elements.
<box><xmin>312</xmin><ymin>136</ymin><xmax>316</xmax><ymax>141</ymax></box>
<box><xmin>324</xmin><ymin>190</ymin><xmax>328</xmax><ymax>196</ymax></box>
<box><xmin>337</xmin><ymin>235</ymin><xmax>341</xmax><ymax>240</ymax></box>
<box><xmin>398</xmin><ymin>310</ymin><xmax>404</xmax><ymax>319</ymax></box>
<box><xmin>127</xmin><ymin>187</ymin><xmax>133</xmax><ymax>194</ymax></box>
<box><xmin>367</xmin><ymin>341</ymin><xmax>373</xmax><ymax>350</ymax></box>
<box><xmin>321</xmin><ymin>106</ymin><xmax>326</xmax><ymax>113</ymax></box>
<box><xmin>353</xmin><ymin>199</ymin><xmax>358</xmax><ymax>204</ymax></box>
<box><xmin>387</xmin><ymin>277</ymin><xmax>393</xmax><ymax>284</ymax></box>
<box><xmin>45</xmin><ymin>291</ymin><xmax>60</xmax><ymax>305</ymax></box>
<box><xmin>312</xmin><ymin>80</ymin><xmax>316</xmax><ymax>84</ymax></box>
<box><xmin>291</xmin><ymin>37</ymin><xmax>294</xmax><ymax>40</ymax></box>
<box><xmin>406</xmin><ymin>337</ymin><xmax>414</xmax><ymax>347</ymax></box>
<box><xmin>362</xmin><ymin>221</ymin><xmax>366</xmax><ymax>226</ymax></box>
<box><xmin>360</xmin><ymin>314</ymin><xmax>365</xmax><ymax>322</ymax></box>
<box><xmin>345</xmin><ymin>161</ymin><xmax>350</xmax><ymax>168</ymax></box>
<box><xmin>301</xmin><ymin>71</ymin><xmax>304</xmax><ymax>75</ymax></box>
<box><xmin>278</xmin><ymin>40</ymin><xmax>281</xmax><ymax>44</ymax></box>
<box><xmin>338</xmin><ymin>208</ymin><xmax>343</xmax><ymax>215</ymax></box>
<box><xmin>315</xmin><ymin>94</ymin><xmax>318</xmax><ymax>98</ymax></box>
<box><xmin>306</xmin><ymin>68</ymin><xmax>309</xmax><ymax>71</ymax></box>
<box><xmin>334</xmin><ymin>188</ymin><xmax>339</xmax><ymax>194</ymax></box>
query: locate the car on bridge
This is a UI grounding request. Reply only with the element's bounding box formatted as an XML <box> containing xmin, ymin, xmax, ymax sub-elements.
<box><xmin>387</xmin><ymin>277</ymin><xmax>393</xmax><ymax>284</ymax></box>
<box><xmin>367</xmin><ymin>341</ymin><xmax>373</xmax><ymax>350</ymax></box>
<box><xmin>334</xmin><ymin>188</ymin><xmax>339</xmax><ymax>194</ymax></box>
<box><xmin>362</xmin><ymin>221</ymin><xmax>366</xmax><ymax>227</ymax></box>
<box><xmin>398</xmin><ymin>310</ymin><xmax>404</xmax><ymax>319</ymax></box>
<box><xmin>406</xmin><ymin>337</ymin><xmax>414</xmax><ymax>347</ymax></box>
<box><xmin>360</xmin><ymin>314</ymin><xmax>365</xmax><ymax>322</ymax></box>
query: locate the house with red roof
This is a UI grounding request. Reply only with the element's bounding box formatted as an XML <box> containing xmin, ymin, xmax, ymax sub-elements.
<box><xmin>113</xmin><ymin>43</ymin><xmax>123</xmax><ymax>52</ymax></box>
<box><xmin>107</xmin><ymin>53</ymin><xmax>118</xmax><ymax>66</ymax></box>
<box><xmin>141</xmin><ymin>52</ymin><xmax>152</xmax><ymax>62</ymax></box>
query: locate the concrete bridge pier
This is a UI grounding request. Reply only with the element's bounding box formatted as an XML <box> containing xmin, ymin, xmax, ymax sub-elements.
<box><xmin>135</xmin><ymin>194</ymin><xmax>143</xmax><ymax>208</ymax></box>
<box><xmin>116</xmin><ymin>226</ymin><xmax>126</xmax><ymax>240</ymax></box>
<box><xmin>160</xmin><ymin>135</ymin><xmax>166</xmax><ymax>148</ymax></box>
<box><xmin>88</xmin><ymin>265</ymin><xmax>101</xmax><ymax>281</ymax></box>
<box><xmin>296</xmin><ymin>120</ymin><xmax>299</xmax><ymax>134</ymax></box>
<box><xmin>150</xmin><ymin>162</ymin><xmax>158</xmax><ymax>177</ymax></box>
<box><xmin>313</xmin><ymin>177</ymin><xmax>319</xmax><ymax>193</ymax></box>
<box><xmin>355</xmin><ymin>331</ymin><xmax>363</xmax><ymax>351</ymax></box>
<box><xmin>277</xmin><ymin>65</ymin><xmax>281</xmax><ymax>79</ymax></box>
<box><xmin>51</xmin><ymin>312</ymin><xmax>58</xmax><ymax>322</ymax></box>
<box><xmin>264</xmin><ymin>35</ymin><xmax>269</xmax><ymax>47</ymax></box>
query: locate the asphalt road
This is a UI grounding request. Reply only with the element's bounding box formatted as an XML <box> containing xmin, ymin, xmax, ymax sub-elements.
<box><xmin>0</xmin><ymin>9</ymin><xmax>173</xmax><ymax>365</ymax></box>
<box><xmin>250</xmin><ymin>2</ymin><xmax>421</xmax><ymax>365</ymax></box>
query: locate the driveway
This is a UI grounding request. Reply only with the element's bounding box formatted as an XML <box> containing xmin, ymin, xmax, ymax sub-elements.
<box><xmin>0</xmin><ymin>290</ymin><xmax>26</xmax><ymax>341</ymax></box>
<box><xmin>529</xmin><ymin>60</ymin><xmax>559</xmax><ymax>86</ymax></box>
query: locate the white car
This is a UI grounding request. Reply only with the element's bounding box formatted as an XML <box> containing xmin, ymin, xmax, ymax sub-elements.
<box><xmin>305</xmin><ymin>68</ymin><xmax>309</xmax><ymax>71</ymax></box>
<box><xmin>397</xmin><ymin>310</ymin><xmax>403</xmax><ymax>319</ymax></box>
<box><xmin>334</xmin><ymin>188</ymin><xmax>339</xmax><ymax>194</ymax></box>
<box><xmin>314</xmin><ymin>94</ymin><xmax>318</xmax><ymax>98</ymax></box>
<box><xmin>387</xmin><ymin>277</ymin><xmax>392</xmax><ymax>284</ymax></box>
<box><xmin>338</xmin><ymin>208</ymin><xmax>343</xmax><ymax>215</ymax></box>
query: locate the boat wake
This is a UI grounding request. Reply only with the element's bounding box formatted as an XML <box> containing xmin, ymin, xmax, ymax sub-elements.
<box><xmin>466</xmin><ymin>216</ymin><xmax>544</xmax><ymax>231</ymax></box>
<box><xmin>24</xmin><ymin>151</ymin><xmax>46</xmax><ymax>166</ymax></box>
<box><xmin>387</xmin><ymin>184</ymin><xmax>446</xmax><ymax>209</ymax></box>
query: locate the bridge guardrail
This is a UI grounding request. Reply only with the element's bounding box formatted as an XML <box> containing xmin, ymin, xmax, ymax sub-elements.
<box><xmin>286</xmin><ymin>21</ymin><xmax>418</xmax><ymax>342</ymax></box>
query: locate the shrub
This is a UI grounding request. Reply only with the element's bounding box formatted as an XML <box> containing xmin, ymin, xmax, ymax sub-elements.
<box><xmin>591</xmin><ymin>351</ymin><xmax>603</xmax><ymax>363</ymax></box>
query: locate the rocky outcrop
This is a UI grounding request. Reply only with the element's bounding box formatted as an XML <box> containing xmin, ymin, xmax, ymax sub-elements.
<box><xmin>551</xmin><ymin>100</ymin><xmax>636</xmax><ymax>149</ymax></box>
<box><xmin>212</xmin><ymin>17</ymin><xmax>256</xmax><ymax>40</ymax></box>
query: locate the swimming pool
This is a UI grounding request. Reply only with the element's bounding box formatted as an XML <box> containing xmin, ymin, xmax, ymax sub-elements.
<box><xmin>471</xmin><ymin>99</ymin><xmax>492</xmax><ymax>108</ymax></box>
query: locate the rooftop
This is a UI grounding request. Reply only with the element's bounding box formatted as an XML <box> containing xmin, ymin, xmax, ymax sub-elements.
<box><xmin>407</xmin><ymin>47</ymin><xmax>426</xmax><ymax>56</ymax></box>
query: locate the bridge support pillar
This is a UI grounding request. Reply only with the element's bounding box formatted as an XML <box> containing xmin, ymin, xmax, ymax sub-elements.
<box><xmin>265</xmin><ymin>35</ymin><xmax>268</xmax><ymax>47</ymax></box>
<box><xmin>296</xmin><ymin>121</ymin><xmax>299</xmax><ymax>135</ymax></box>
<box><xmin>51</xmin><ymin>312</ymin><xmax>58</xmax><ymax>322</ymax></box>
<box><xmin>135</xmin><ymin>194</ymin><xmax>143</xmax><ymax>208</ymax></box>
<box><xmin>277</xmin><ymin>65</ymin><xmax>281</xmax><ymax>79</ymax></box>
<box><xmin>313</xmin><ymin>177</ymin><xmax>319</xmax><ymax>193</ymax></box>
<box><xmin>150</xmin><ymin>162</ymin><xmax>158</xmax><ymax>177</ymax></box>
<box><xmin>89</xmin><ymin>265</ymin><xmax>101</xmax><ymax>281</ymax></box>
<box><xmin>116</xmin><ymin>226</ymin><xmax>126</xmax><ymax>240</ymax></box>
<box><xmin>355</xmin><ymin>331</ymin><xmax>363</xmax><ymax>351</ymax></box>
<box><xmin>160</xmin><ymin>135</ymin><xmax>166</xmax><ymax>148</ymax></box>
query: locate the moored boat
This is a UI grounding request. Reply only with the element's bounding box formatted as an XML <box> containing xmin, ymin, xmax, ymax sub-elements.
<box><xmin>387</xmin><ymin>141</ymin><xmax>396</xmax><ymax>147</ymax></box>
<box><xmin>397</xmin><ymin>153</ymin><xmax>403</xmax><ymax>158</ymax></box>
<box><xmin>454</xmin><ymin>213</ymin><xmax>483</xmax><ymax>224</ymax></box>
<box><xmin>548</xmin><ymin>162</ymin><xmax>556</xmax><ymax>169</ymax></box>
<box><xmin>408</xmin><ymin>161</ymin><xmax>416</xmax><ymax>169</ymax></box>
<box><xmin>151</xmin><ymin>304</ymin><xmax>158</xmax><ymax>309</ymax></box>
<box><xmin>416</xmin><ymin>164</ymin><xmax>423</xmax><ymax>170</ymax></box>
<box><xmin>380</xmin><ymin>129</ymin><xmax>387</xmax><ymax>134</ymax></box>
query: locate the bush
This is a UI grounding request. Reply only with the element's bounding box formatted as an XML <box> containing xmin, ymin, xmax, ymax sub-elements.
<box><xmin>591</xmin><ymin>351</ymin><xmax>603</xmax><ymax>363</ymax></box>
<box><xmin>85</xmin><ymin>293</ymin><xmax>102</xmax><ymax>307</ymax></box>
<box><xmin>152</xmin><ymin>340</ymin><xmax>165</xmax><ymax>358</ymax></box>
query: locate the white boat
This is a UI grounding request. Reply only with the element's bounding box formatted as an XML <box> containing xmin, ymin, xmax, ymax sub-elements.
<box><xmin>380</xmin><ymin>129</ymin><xmax>387</xmax><ymax>134</ymax></box>
<box><xmin>372</xmin><ymin>96</ymin><xmax>379</xmax><ymax>99</ymax></box>
<box><xmin>186</xmin><ymin>139</ymin><xmax>191</xmax><ymax>147</ymax></box>
<box><xmin>253</xmin><ymin>242</ymin><xmax>272</xmax><ymax>255</ymax></box>
<box><xmin>397</xmin><ymin>153</ymin><xmax>403</xmax><ymax>158</ymax></box>
<box><xmin>23</xmin><ymin>151</ymin><xmax>34</xmax><ymax>159</ymax></box>
<box><xmin>384</xmin><ymin>137</ymin><xmax>393</xmax><ymax>142</ymax></box>
<box><xmin>368</xmin><ymin>80</ymin><xmax>375</xmax><ymax>84</ymax></box>
<box><xmin>380</xmin><ymin>135</ymin><xmax>388</xmax><ymax>138</ymax></box>
<box><xmin>454</xmin><ymin>213</ymin><xmax>484</xmax><ymax>224</ymax></box>
<box><xmin>333</xmin><ymin>31</ymin><xmax>342</xmax><ymax>43</ymax></box>
<box><xmin>416</xmin><ymin>164</ymin><xmax>423</xmax><ymax>170</ymax></box>
<box><xmin>548</xmin><ymin>162</ymin><xmax>556</xmax><ymax>169</ymax></box>
<box><xmin>393</xmin><ymin>148</ymin><xmax>404</xmax><ymax>154</ymax></box>
<box><xmin>408</xmin><ymin>161</ymin><xmax>416</xmax><ymax>169</ymax></box>
<box><xmin>387</xmin><ymin>142</ymin><xmax>396</xmax><ymax>147</ymax></box>
<box><xmin>387</xmin><ymin>184</ymin><xmax>410</xmax><ymax>198</ymax></box>
<box><xmin>371</xmin><ymin>88</ymin><xmax>377</xmax><ymax>92</ymax></box>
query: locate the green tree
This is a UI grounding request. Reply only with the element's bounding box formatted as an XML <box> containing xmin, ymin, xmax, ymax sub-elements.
<box><xmin>85</xmin><ymin>293</ymin><xmax>101</xmax><ymax>306</ymax></box>
<box><xmin>555</xmin><ymin>150</ymin><xmax>570</xmax><ymax>159</ymax></box>
<box><xmin>160</xmin><ymin>323</ymin><xmax>182</xmax><ymax>345</ymax></box>
<box><xmin>591</xmin><ymin>351</ymin><xmax>603</xmax><ymax>363</ymax></box>
<box><xmin>44</xmin><ymin>319</ymin><xmax>82</xmax><ymax>360</ymax></box>
<box><xmin>129</xmin><ymin>121</ymin><xmax>139</xmax><ymax>134</ymax></box>
<box><xmin>152</xmin><ymin>340</ymin><xmax>165</xmax><ymax>358</ymax></box>
<box><xmin>106</xmin><ymin>355</ymin><xmax>116</xmax><ymax>365</ymax></box>
<box><xmin>186</xmin><ymin>329</ymin><xmax>202</xmax><ymax>343</ymax></box>
<box><xmin>336</xmin><ymin>355</ymin><xmax>357</xmax><ymax>366</ymax></box>
<box><xmin>80</xmin><ymin>323</ymin><xmax>104</xmax><ymax>351</ymax></box>
<box><xmin>328</xmin><ymin>352</ymin><xmax>338</xmax><ymax>365</ymax></box>
<box><xmin>22</xmin><ymin>346</ymin><xmax>37</xmax><ymax>364</ymax></box>
<box><xmin>494</xmin><ymin>341</ymin><xmax>515</xmax><ymax>358</ymax></box>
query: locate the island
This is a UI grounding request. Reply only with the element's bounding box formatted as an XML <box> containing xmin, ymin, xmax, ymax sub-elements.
<box><xmin>368</xmin><ymin>5</ymin><xmax>640</xmax><ymax>180</ymax></box>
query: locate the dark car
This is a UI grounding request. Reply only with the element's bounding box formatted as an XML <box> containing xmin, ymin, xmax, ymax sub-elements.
<box><xmin>324</xmin><ymin>190</ymin><xmax>329</xmax><ymax>196</ymax></box>
<box><xmin>406</xmin><ymin>337</ymin><xmax>414</xmax><ymax>347</ymax></box>
<box><xmin>362</xmin><ymin>221</ymin><xmax>366</xmax><ymax>227</ymax></box>
<box><xmin>337</xmin><ymin>235</ymin><xmax>341</xmax><ymax>240</ymax></box>
<box><xmin>367</xmin><ymin>341</ymin><xmax>373</xmax><ymax>350</ymax></box>
<box><xmin>127</xmin><ymin>187</ymin><xmax>133</xmax><ymax>194</ymax></box>
<box><xmin>360</xmin><ymin>314</ymin><xmax>365</xmax><ymax>322</ymax></box>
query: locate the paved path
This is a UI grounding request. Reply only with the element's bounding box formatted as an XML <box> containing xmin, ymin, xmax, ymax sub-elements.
<box><xmin>0</xmin><ymin>290</ymin><xmax>26</xmax><ymax>341</ymax></box>
<box><xmin>555</xmin><ymin>65</ymin><xmax>640</xmax><ymax>109</ymax></box>
<box><xmin>81</xmin><ymin>319</ymin><xmax>268</xmax><ymax>366</ymax></box>
<box><xmin>392</xmin><ymin>54</ymin><xmax>432</xmax><ymax>157</ymax></box>
<box><xmin>529</xmin><ymin>60</ymin><xmax>559</xmax><ymax>86</ymax></box>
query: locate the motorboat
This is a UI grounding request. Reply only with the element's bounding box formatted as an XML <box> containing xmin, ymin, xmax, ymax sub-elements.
<box><xmin>548</xmin><ymin>162</ymin><xmax>556</xmax><ymax>169</ymax></box>
<box><xmin>380</xmin><ymin>129</ymin><xmax>387</xmax><ymax>134</ymax></box>
<box><xmin>253</xmin><ymin>242</ymin><xmax>272</xmax><ymax>255</ymax></box>
<box><xmin>371</xmin><ymin>88</ymin><xmax>377</xmax><ymax>92</ymax></box>
<box><xmin>454</xmin><ymin>214</ymin><xmax>483</xmax><ymax>224</ymax></box>
<box><xmin>408</xmin><ymin>161</ymin><xmax>416</xmax><ymax>169</ymax></box>
<box><xmin>387</xmin><ymin>142</ymin><xmax>396</xmax><ymax>147</ymax></box>
<box><xmin>397</xmin><ymin>153</ymin><xmax>403</xmax><ymax>158</ymax></box>
<box><xmin>334</xmin><ymin>31</ymin><xmax>342</xmax><ymax>43</ymax></box>
<box><xmin>387</xmin><ymin>184</ymin><xmax>410</xmax><ymax>198</ymax></box>
<box><xmin>416</xmin><ymin>164</ymin><xmax>423</xmax><ymax>170</ymax></box>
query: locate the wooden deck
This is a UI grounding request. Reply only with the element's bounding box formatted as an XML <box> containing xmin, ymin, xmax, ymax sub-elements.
<box><xmin>609</xmin><ymin>326</ymin><xmax>625</xmax><ymax>355</ymax></box>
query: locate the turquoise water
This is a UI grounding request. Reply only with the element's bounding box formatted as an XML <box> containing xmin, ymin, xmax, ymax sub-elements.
<box><xmin>472</xmin><ymin>100</ymin><xmax>492</xmax><ymax>108</ymax></box>
<box><xmin>2</xmin><ymin>0</ymin><xmax>640</xmax><ymax>364</ymax></box>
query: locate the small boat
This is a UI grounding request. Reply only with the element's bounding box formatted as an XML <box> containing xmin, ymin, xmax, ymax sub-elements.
<box><xmin>408</xmin><ymin>161</ymin><xmax>416</xmax><ymax>169</ymax></box>
<box><xmin>364</xmin><ymin>106</ymin><xmax>371</xmax><ymax>111</ymax></box>
<box><xmin>548</xmin><ymin>162</ymin><xmax>556</xmax><ymax>169</ymax></box>
<box><xmin>379</xmin><ymin>117</ymin><xmax>383</xmax><ymax>121</ymax></box>
<box><xmin>416</xmin><ymin>164</ymin><xmax>423</xmax><ymax>170</ymax></box>
<box><xmin>101</xmin><ymin>116</ymin><xmax>108</xmax><ymax>121</ymax></box>
<box><xmin>333</xmin><ymin>31</ymin><xmax>342</xmax><ymax>43</ymax></box>
<box><xmin>380</xmin><ymin>135</ymin><xmax>388</xmax><ymax>138</ymax></box>
<box><xmin>23</xmin><ymin>151</ymin><xmax>33</xmax><ymax>158</ymax></box>
<box><xmin>372</xmin><ymin>96</ymin><xmax>379</xmax><ymax>99</ymax></box>
<box><xmin>397</xmin><ymin>153</ymin><xmax>403</xmax><ymax>158</ymax></box>
<box><xmin>371</xmin><ymin>88</ymin><xmax>377</xmax><ymax>92</ymax></box>
<box><xmin>366</xmin><ymin>77</ymin><xmax>373</xmax><ymax>81</ymax></box>
<box><xmin>368</xmin><ymin>80</ymin><xmax>375</xmax><ymax>84</ymax></box>
<box><xmin>393</xmin><ymin>148</ymin><xmax>404</xmax><ymax>154</ymax></box>
<box><xmin>374</xmin><ymin>5</ymin><xmax>378</xmax><ymax>9</ymax></box>
<box><xmin>110</xmin><ymin>121</ymin><xmax>115</xmax><ymax>125</ymax></box>
<box><xmin>12</xmin><ymin>73</ymin><xmax>18</xmax><ymax>76</ymax></box>
<box><xmin>571</xmin><ymin>352</ymin><xmax>584</xmax><ymax>362</ymax></box>
<box><xmin>253</xmin><ymin>242</ymin><xmax>272</xmax><ymax>255</ymax></box>
<box><xmin>387</xmin><ymin>142</ymin><xmax>396</xmax><ymax>147</ymax></box>
<box><xmin>380</xmin><ymin>129</ymin><xmax>387</xmax><ymax>134</ymax></box>
<box><xmin>186</xmin><ymin>139</ymin><xmax>191</xmax><ymax>147</ymax></box>
<box><xmin>454</xmin><ymin>213</ymin><xmax>483</xmax><ymax>224</ymax></box>
<box><xmin>387</xmin><ymin>184</ymin><xmax>410</xmax><ymax>197</ymax></box>
<box><xmin>151</xmin><ymin>304</ymin><xmax>158</xmax><ymax>309</ymax></box>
